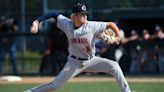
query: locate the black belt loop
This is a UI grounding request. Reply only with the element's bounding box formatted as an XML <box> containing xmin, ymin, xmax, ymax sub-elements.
<box><xmin>71</xmin><ymin>55</ymin><xmax>92</xmax><ymax>61</ymax></box>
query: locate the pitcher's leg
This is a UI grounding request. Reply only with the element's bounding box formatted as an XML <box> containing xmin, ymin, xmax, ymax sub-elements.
<box><xmin>109</xmin><ymin>61</ymin><xmax>131</xmax><ymax>92</ymax></box>
<box><xmin>84</xmin><ymin>56</ymin><xmax>131</xmax><ymax>92</ymax></box>
<box><xmin>25</xmin><ymin>60</ymin><xmax>83</xmax><ymax>92</ymax></box>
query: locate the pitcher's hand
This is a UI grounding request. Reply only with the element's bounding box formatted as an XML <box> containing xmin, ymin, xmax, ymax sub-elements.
<box><xmin>31</xmin><ymin>20</ymin><xmax>39</xmax><ymax>34</ymax></box>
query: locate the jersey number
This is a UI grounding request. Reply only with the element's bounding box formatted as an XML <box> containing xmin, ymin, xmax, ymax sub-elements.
<box><xmin>85</xmin><ymin>45</ymin><xmax>91</xmax><ymax>53</ymax></box>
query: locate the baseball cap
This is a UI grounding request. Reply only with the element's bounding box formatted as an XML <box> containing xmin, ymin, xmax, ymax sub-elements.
<box><xmin>131</xmin><ymin>30</ymin><xmax>138</xmax><ymax>35</ymax></box>
<box><xmin>142</xmin><ymin>29</ymin><xmax>149</xmax><ymax>34</ymax></box>
<box><xmin>155</xmin><ymin>25</ymin><xmax>162</xmax><ymax>32</ymax></box>
<box><xmin>72</xmin><ymin>3</ymin><xmax>88</xmax><ymax>13</ymax></box>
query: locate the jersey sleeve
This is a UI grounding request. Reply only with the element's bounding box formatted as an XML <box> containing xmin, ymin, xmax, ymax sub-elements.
<box><xmin>57</xmin><ymin>14</ymin><xmax>71</xmax><ymax>33</ymax></box>
<box><xmin>90</xmin><ymin>21</ymin><xmax>107</xmax><ymax>35</ymax></box>
<box><xmin>37</xmin><ymin>12</ymin><xmax>59</xmax><ymax>22</ymax></box>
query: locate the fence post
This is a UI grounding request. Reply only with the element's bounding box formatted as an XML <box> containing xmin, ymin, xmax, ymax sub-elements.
<box><xmin>20</xmin><ymin>0</ymin><xmax>26</xmax><ymax>72</ymax></box>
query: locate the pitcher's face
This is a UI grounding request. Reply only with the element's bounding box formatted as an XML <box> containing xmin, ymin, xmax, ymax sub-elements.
<box><xmin>75</xmin><ymin>12</ymin><xmax>87</xmax><ymax>24</ymax></box>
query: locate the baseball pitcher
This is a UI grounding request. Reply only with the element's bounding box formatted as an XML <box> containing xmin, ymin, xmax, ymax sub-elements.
<box><xmin>25</xmin><ymin>3</ymin><xmax>131</xmax><ymax>92</ymax></box>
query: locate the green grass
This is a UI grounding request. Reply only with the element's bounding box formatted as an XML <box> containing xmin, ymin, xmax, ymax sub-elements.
<box><xmin>0</xmin><ymin>81</ymin><xmax>164</xmax><ymax>92</ymax></box>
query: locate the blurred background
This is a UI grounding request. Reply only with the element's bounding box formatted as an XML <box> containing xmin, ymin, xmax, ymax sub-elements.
<box><xmin>0</xmin><ymin>0</ymin><xmax>164</xmax><ymax>76</ymax></box>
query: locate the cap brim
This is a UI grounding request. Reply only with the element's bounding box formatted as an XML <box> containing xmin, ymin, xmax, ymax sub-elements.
<box><xmin>72</xmin><ymin>11</ymin><xmax>89</xmax><ymax>14</ymax></box>
<box><xmin>80</xmin><ymin>11</ymin><xmax>89</xmax><ymax>14</ymax></box>
<box><xmin>85</xmin><ymin>11</ymin><xmax>89</xmax><ymax>14</ymax></box>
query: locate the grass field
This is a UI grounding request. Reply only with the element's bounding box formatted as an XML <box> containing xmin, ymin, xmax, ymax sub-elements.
<box><xmin>0</xmin><ymin>81</ymin><xmax>164</xmax><ymax>92</ymax></box>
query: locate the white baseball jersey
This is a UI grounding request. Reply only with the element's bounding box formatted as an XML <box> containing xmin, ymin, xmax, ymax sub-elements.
<box><xmin>25</xmin><ymin>14</ymin><xmax>131</xmax><ymax>92</ymax></box>
<box><xmin>57</xmin><ymin>14</ymin><xmax>107</xmax><ymax>59</ymax></box>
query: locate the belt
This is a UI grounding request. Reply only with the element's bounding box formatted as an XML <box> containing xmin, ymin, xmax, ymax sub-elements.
<box><xmin>71</xmin><ymin>55</ymin><xmax>91</xmax><ymax>61</ymax></box>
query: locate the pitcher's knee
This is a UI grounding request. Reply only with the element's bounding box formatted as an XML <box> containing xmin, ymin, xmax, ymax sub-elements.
<box><xmin>49</xmin><ymin>81</ymin><xmax>62</xmax><ymax>91</ymax></box>
<box><xmin>112</xmin><ymin>62</ymin><xmax>120</xmax><ymax>69</ymax></box>
<box><xmin>48</xmin><ymin>83</ymin><xmax>58</xmax><ymax>91</ymax></box>
<box><xmin>109</xmin><ymin>62</ymin><xmax>121</xmax><ymax>75</ymax></box>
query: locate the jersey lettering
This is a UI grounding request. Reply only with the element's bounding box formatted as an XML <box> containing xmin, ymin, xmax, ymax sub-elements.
<box><xmin>71</xmin><ymin>38</ymin><xmax>88</xmax><ymax>44</ymax></box>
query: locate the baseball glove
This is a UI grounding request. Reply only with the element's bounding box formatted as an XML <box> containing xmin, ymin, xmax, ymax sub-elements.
<box><xmin>98</xmin><ymin>28</ymin><xmax>119</xmax><ymax>45</ymax></box>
